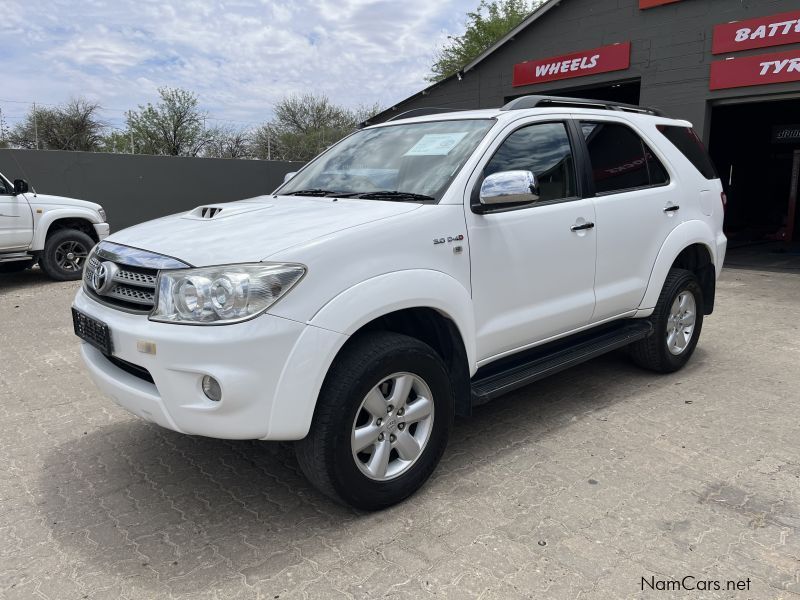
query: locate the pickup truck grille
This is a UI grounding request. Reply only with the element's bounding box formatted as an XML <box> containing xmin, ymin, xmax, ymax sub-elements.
<box><xmin>84</xmin><ymin>256</ymin><xmax>158</xmax><ymax>313</ymax></box>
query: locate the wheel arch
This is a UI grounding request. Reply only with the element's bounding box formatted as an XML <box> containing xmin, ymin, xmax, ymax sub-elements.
<box><xmin>640</xmin><ymin>221</ymin><xmax>718</xmax><ymax>315</ymax></box>
<box><xmin>31</xmin><ymin>210</ymin><xmax>101</xmax><ymax>251</ymax></box>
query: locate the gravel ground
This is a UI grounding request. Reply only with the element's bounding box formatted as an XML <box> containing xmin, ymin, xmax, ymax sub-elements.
<box><xmin>1</xmin><ymin>267</ymin><xmax>799</xmax><ymax>600</ymax></box>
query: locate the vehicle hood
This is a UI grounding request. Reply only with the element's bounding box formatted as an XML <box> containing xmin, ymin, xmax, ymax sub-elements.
<box><xmin>107</xmin><ymin>195</ymin><xmax>422</xmax><ymax>266</ymax></box>
<box><xmin>27</xmin><ymin>193</ymin><xmax>103</xmax><ymax>212</ymax></box>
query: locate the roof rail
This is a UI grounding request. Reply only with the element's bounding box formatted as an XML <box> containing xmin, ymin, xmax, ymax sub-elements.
<box><xmin>500</xmin><ymin>95</ymin><xmax>664</xmax><ymax>116</ymax></box>
<box><xmin>385</xmin><ymin>107</ymin><xmax>468</xmax><ymax>121</ymax></box>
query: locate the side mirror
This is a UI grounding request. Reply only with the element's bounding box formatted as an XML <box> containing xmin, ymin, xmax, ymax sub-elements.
<box><xmin>283</xmin><ymin>171</ymin><xmax>297</xmax><ymax>183</ymax></box>
<box><xmin>479</xmin><ymin>170</ymin><xmax>539</xmax><ymax>205</ymax></box>
<box><xmin>13</xmin><ymin>179</ymin><xmax>29</xmax><ymax>196</ymax></box>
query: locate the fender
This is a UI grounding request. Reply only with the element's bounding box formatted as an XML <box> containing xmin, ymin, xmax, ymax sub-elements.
<box><xmin>265</xmin><ymin>270</ymin><xmax>476</xmax><ymax>440</ymax></box>
<box><xmin>309</xmin><ymin>269</ymin><xmax>477</xmax><ymax>371</ymax></box>
<box><xmin>30</xmin><ymin>206</ymin><xmax>102</xmax><ymax>251</ymax></box>
<box><xmin>639</xmin><ymin>220</ymin><xmax>718</xmax><ymax>312</ymax></box>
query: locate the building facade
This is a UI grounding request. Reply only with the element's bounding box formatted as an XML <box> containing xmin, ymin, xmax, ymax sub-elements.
<box><xmin>372</xmin><ymin>0</ymin><xmax>800</xmax><ymax>246</ymax></box>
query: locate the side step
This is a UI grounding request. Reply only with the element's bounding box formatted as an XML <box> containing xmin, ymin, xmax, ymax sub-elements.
<box><xmin>470</xmin><ymin>320</ymin><xmax>653</xmax><ymax>405</ymax></box>
<box><xmin>0</xmin><ymin>252</ymin><xmax>33</xmax><ymax>263</ymax></box>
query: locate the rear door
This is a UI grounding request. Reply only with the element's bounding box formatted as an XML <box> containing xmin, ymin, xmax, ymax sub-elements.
<box><xmin>576</xmin><ymin>118</ymin><xmax>678</xmax><ymax>322</ymax></box>
<box><xmin>0</xmin><ymin>175</ymin><xmax>33</xmax><ymax>251</ymax></box>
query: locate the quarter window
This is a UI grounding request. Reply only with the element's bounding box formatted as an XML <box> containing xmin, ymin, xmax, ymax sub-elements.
<box><xmin>485</xmin><ymin>122</ymin><xmax>576</xmax><ymax>203</ymax></box>
<box><xmin>581</xmin><ymin>122</ymin><xmax>669</xmax><ymax>194</ymax></box>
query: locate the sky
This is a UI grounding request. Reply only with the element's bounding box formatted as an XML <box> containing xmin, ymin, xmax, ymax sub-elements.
<box><xmin>0</xmin><ymin>0</ymin><xmax>479</xmax><ymax>132</ymax></box>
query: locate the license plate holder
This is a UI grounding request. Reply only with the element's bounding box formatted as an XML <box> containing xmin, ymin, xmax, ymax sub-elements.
<box><xmin>72</xmin><ymin>308</ymin><xmax>113</xmax><ymax>355</ymax></box>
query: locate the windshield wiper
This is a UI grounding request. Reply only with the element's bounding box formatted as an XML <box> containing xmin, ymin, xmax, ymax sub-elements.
<box><xmin>286</xmin><ymin>189</ymin><xmax>339</xmax><ymax>196</ymax></box>
<box><xmin>354</xmin><ymin>191</ymin><xmax>436</xmax><ymax>202</ymax></box>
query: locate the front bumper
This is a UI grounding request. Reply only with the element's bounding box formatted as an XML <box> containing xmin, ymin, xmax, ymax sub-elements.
<box><xmin>73</xmin><ymin>288</ymin><xmax>346</xmax><ymax>440</ymax></box>
<box><xmin>93</xmin><ymin>223</ymin><xmax>110</xmax><ymax>241</ymax></box>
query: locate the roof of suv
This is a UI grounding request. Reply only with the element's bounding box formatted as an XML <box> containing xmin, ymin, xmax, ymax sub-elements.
<box><xmin>368</xmin><ymin>95</ymin><xmax>691</xmax><ymax>129</ymax></box>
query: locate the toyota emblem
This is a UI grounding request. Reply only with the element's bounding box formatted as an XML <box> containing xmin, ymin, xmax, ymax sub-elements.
<box><xmin>91</xmin><ymin>261</ymin><xmax>118</xmax><ymax>295</ymax></box>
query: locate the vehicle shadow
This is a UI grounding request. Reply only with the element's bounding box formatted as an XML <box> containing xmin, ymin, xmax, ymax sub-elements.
<box><xmin>0</xmin><ymin>265</ymin><xmax>64</xmax><ymax>293</ymax></box>
<box><xmin>38</xmin><ymin>349</ymin><xmax>685</xmax><ymax>594</ymax></box>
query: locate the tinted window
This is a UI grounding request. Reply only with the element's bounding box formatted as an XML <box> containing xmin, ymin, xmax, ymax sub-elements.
<box><xmin>485</xmin><ymin>122</ymin><xmax>576</xmax><ymax>202</ymax></box>
<box><xmin>0</xmin><ymin>177</ymin><xmax>10</xmax><ymax>195</ymax></box>
<box><xmin>644</xmin><ymin>145</ymin><xmax>669</xmax><ymax>186</ymax></box>
<box><xmin>582</xmin><ymin>122</ymin><xmax>650</xmax><ymax>194</ymax></box>
<box><xmin>657</xmin><ymin>125</ymin><xmax>718</xmax><ymax>180</ymax></box>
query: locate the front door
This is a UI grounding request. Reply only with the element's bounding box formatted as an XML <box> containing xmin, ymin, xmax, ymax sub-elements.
<box><xmin>465</xmin><ymin>119</ymin><xmax>597</xmax><ymax>363</ymax></box>
<box><xmin>0</xmin><ymin>176</ymin><xmax>33</xmax><ymax>251</ymax></box>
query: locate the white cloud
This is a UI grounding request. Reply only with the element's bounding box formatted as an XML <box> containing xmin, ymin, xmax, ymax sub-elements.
<box><xmin>0</xmin><ymin>0</ymin><xmax>476</xmax><ymax>128</ymax></box>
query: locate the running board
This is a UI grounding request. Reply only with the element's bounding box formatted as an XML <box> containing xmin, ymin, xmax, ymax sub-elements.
<box><xmin>0</xmin><ymin>252</ymin><xmax>32</xmax><ymax>263</ymax></box>
<box><xmin>470</xmin><ymin>320</ymin><xmax>653</xmax><ymax>405</ymax></box>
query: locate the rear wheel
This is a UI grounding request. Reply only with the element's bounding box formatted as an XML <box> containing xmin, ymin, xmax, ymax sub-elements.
<box><xmin>39</xmin><ymin>229</ymin><xmax>93</xmax><ymax>281</ymax></box>
<box><xmin>629</xmin><ymin>268</ymin><xmax>704</xmax><ymax>373</ymax></box>
<box><xmin>295</xmin><ymin>332</ymin><xmax>453</xmax><ymax>510</ymax></box>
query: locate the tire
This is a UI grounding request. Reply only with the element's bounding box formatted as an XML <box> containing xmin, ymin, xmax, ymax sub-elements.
<box><xmin>0</xmin><ymin>259</ymin><xmax>34</xmax><ymax>273</ymax></box>
<box><xmin>629</xmin><ymin>268</ymin><xmax>704</xmax><ymax>373</ymax></box>
<box><xmin>39</xmin><ymin>229</ymin><xmax>94</xmax><ymax>281</ymax></box>
<box><xmin>295</xmin><ymin>331</ymin><xmax>453</xmax><ymax>510</ymax></box>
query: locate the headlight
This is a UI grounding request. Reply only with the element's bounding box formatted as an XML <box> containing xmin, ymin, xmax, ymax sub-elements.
<box><xmin>150</xmin><ymin>263</ymin><xmax>306</xmax><ymax>325</ymax></box>
<box><xmin>97</xmin><ymin>208</ymin><xmax>107</xmax><ymax>221</ymax></box>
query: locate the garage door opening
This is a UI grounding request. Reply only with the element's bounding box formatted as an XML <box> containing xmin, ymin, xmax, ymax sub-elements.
<box><xmin>709</xmin><ymin>99</ymin><xmax>800</xmax><ymax>255</ymax></box>
<box><xmin>505</xmin><ymin>78</ymin><xmax>641</xmax><ymax>106</ymax></box>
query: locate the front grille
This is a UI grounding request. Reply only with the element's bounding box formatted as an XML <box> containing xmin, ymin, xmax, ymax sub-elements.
<box><xmin>85</xmin><ymin>256</ymin><xmax>159</xmax><ymax>313</ymax></box>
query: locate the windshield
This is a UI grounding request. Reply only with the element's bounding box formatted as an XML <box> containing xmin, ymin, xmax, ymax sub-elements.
<box><xmin>278</xmin><ymin>119</ymin><xmax>495</xmax><ymax>202</ymax></box>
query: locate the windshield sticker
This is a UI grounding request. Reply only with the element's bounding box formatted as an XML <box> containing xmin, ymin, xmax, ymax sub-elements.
<box><xmin>404</xmin><ymin>132</ymin><xmax>468</xmax><ymax>156</ymax></box>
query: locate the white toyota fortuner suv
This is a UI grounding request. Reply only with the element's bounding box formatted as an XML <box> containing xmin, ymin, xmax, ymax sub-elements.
<box><xmin>0</xmin><ymin>172</ymin><xmax>109</xmax><ymax>280</ymax></box>
<box><xmin>72</xmin><ymin>96</ymin><xmax>726</xmax><ymax>510</ymax></box>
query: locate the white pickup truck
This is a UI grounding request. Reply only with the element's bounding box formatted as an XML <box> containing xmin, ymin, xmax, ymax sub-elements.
<box><xmin>72</xmin><ymin>96</ymin><xmax>726</xmax><ymax>510</ymax></box>
<box><xmin>0</xmin><ymin>172</ymin><xmax>109</xmax><ymax>280</ymax></box>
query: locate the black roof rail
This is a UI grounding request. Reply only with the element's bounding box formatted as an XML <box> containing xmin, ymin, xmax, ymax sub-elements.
<box><xmin>500</xmin><ymin>95</ymin><xmax>664</xmax><ymax>116</ymax></box>
<box><xmin>385</xmin><ymin>107</ymin><xmax>470</xmax><ymax>122</ymax></box>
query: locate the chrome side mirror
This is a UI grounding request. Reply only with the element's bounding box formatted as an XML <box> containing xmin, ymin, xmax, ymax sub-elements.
<box><xmin>283</xmin><ymin>171</ymin><xmax>297</xmax><ymax>183</ymax></box>
<box><xmin>479</xmin><ymin>170</ymin><xmax>539</xmax><ymax>205</ymax></box>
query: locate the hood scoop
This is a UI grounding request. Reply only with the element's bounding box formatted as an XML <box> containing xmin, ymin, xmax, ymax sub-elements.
<box><xmin>182</xmin><ymin>203</ymin><xmax>272</xmax><ymax>221</ymax></box>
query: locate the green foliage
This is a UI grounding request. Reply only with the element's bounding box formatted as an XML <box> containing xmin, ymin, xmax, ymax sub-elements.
<box><xmin>9</xmin><ymin>98</ymin><xmax>105</xmax><ymax>151</ymax></box>
<box><xmin>429</xmin><ymin>0</ymin><xmax>538</xmax><ymax>82</ymax></box>
<box><xmin>251</xmin><ymin>94</ymin><xmax>382</xmax><ymax>162</ymax></box>
<box><xmin>126</xmin><ymin>87</ymin><xmax>211</xmax><ymax>156</ymax></box>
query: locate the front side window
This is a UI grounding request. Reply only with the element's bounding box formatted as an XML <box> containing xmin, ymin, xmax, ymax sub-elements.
<box><xmin>0</xmin><ymin>176</ymin><xmax>10</xmax><ymax>195</ymax></box>
<box><xmin>581</xmin><ymin>121</ymin><xmax>669</xmax><ymax>194</ymax></box>
<box><xmin>484</xmin><ymin>122</ymin><xmax>576</xmax><ymax>202</ymax></box>
<box><xmin>278</xmin><ymin>119</ymin><xmax>495</xmax><ymax>202</ymax></box>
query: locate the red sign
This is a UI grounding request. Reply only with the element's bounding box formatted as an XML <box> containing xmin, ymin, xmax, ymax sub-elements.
<box><xmin>639</xmin><ymin>0</ymin><xmax>682</xmax><ymax>9</ymax></box>
<box><xmin>710</xmin><ymin>49</ymin><xmax>800</xmax><ymax>90</ymax></box>
<box><xmin>712</xmin><ymin>11</ymin><xmax>800</xmax><ymax>54</ymax></box>
<box><xmin>512</xmin><ymin>43</ymin><xmax>631</xmax><ymax>88</ymax></box>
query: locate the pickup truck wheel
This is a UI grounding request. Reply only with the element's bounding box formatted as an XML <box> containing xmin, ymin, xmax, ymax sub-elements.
<box><xmin>629</xmin><ymin>268</ymin><xmax>704</xmax><ymax>373</ymax></box>
<box><xmin>295</xmin><ymin>332</ymin><xmax>453</xmax><ymax>510</ymax></box>
<box><xmin>39</xmin><ymin>229</ymin><xmax>93</xmax><ymax>281</ymax></box>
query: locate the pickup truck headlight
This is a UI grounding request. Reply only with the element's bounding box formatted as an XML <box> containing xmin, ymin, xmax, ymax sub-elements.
<box><xmin>150</xmin><ymin>263</ymin><xmax>306</xmax><ymax>325</ymax></box>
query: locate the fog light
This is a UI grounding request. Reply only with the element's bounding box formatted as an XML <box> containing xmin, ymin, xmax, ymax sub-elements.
<box><xmin>202</xmin><ymin>375</ymin><xmax>222</xmax><ymax>402</ymax></box>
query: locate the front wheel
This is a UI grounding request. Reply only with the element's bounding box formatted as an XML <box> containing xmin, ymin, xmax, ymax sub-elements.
<box><xmin>39</xmin><ymin>228</ymin><xmax>94</xmax><ymax>281</ymax></box>
<box><xmin>629</xmin><ymin>268</ymin><xmax>704</xmax><ymax>373</ymax></box>
<box><xmin>295</xmin><ymin>332</ymin><xmax>453</xmax><ymax>510</ymax></box>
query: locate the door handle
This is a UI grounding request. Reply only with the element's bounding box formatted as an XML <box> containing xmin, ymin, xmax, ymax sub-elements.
<box><xmin>663</xmin><ymin>205</ymin><xmax>680</xmax><ymax>213</ymax></box>
<box><xmin>570</xmin><ymin>222</ymin><xmax>595</xmax><ymax>232</ymax></box>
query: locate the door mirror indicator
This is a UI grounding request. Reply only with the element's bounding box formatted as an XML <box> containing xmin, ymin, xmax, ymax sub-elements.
<box><xmin>13</xmin><ymin>179</ymin><xmax>29</xmax><ymax>196</ymax></box>
<box><xmin>479</xmin><ymin>170</ymin><xmax>540</xmax><ymax>205</ymax></box>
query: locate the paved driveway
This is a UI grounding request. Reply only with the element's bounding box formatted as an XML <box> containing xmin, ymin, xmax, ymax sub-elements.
<box><xmin>1</xmin><ymin>268</ymin><xmax>798</xmax><ymax>599</ymax></box>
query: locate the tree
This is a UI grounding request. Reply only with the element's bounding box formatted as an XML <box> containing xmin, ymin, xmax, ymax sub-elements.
<box><xmin>252</xmin><ymin>94</ymin><xmax>382</xmax><ymax>162</ymax></box>
<box><xmin>9</xmin><ymin>98</ymin><xmax>105</xmax><ymax>151</ymax></box>
<box><xmin>429</xmin><ymin>0</ymin><xmax>538</xmax><ymax>82</ymax></box>
<box><xmin>126</xmin><ymin>87</ymin><xmax>212</xmax><ymax>156</ymax></box>
<box><xmin>204</xmin><ymin>126</ymin><xmax>253</xmax><ymax>159</ymax></box>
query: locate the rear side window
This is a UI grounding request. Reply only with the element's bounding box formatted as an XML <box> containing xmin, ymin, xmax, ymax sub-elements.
<box><xmin>581</xmin><ymin>122</ymin><xmax>669</xmax><ymax>194</ymax></box>
<box><xmin>657</xmin><ymin>125</ymin><xmax>718</xmax><ymax>180</ymax></box>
